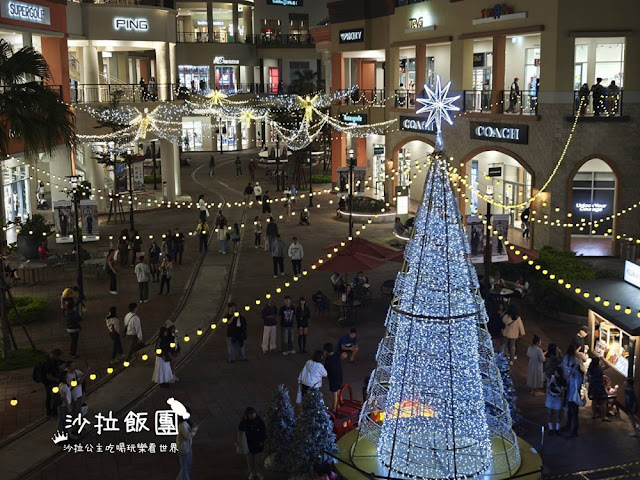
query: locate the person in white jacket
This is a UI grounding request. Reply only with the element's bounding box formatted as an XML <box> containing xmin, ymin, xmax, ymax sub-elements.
<box><xmin>297</xmin><ymin>350</ymin><xmax>327</xmax><ymax>401</ymax></box>
<box><xmin>288</xmin><ymin>237</ymin><xmax>304</xmax><ymax>276</ymax></box>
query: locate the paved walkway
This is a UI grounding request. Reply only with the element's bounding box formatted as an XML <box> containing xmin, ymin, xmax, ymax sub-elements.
<box><xmin>2</xmin><ymin>151</ymin><xmax>638</xmax><ymax>479</ymax></box>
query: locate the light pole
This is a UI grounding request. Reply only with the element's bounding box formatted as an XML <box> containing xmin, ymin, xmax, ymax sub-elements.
<box><xmin>126</xmin><ymin>150</ymin><xmax>135</xmax><ymax>232</ymax></box>
<box><xmin>348</xmin><ymin>149</ymin><xmax>354</xmax><ymax>238</ymax></box>
<box><xmin>308</xmin><ymin>148</ymin><xmax>313</xmax><ymax>208</ymax></box>
<box><xmin>68</xmin><ymin>175</ymin><xmax>84</xmax><ymax>298</ymax></box>
<box><xmin>151</xmin><ymin>140</ymin><xmax>158</xmax><ymax>191</ymax></box>
<box><xmin>483</xmin><ymin>185</ymin><xmax>493</xmax><ymax>295</ymax></box>
<box><xmin>275</xmin><ymin>135</ymin><xmax>281</xmax><ymax>192</ymax></box>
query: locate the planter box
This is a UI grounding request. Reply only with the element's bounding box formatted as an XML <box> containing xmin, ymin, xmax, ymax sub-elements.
<box><xmin>335</xmin><ymin>212</ymin><xmax>396</xmax><ymax>224</ymax></box>
<box><xmin>17</xmin><ymin>236</ymin><xmax>41</xmax><ymax>260</ymax></box>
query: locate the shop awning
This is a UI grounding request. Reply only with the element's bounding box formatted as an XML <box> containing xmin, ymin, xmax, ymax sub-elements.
<box><xmin>566</xmin><ymin>279</ymin><xmax>640</xmax><ymax>335</ymax></box>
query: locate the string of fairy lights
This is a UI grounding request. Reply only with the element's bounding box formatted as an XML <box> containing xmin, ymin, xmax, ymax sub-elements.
<box><xmin>5</xmin><ymin>228</ymin><xmax>381</xmax><ymax>407</ymax></box>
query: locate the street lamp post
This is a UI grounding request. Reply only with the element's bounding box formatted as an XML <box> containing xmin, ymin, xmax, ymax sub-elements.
<box><xmin>275</xmin><ymin>135</ymin><xmax>281</xmax><ymax>192</ymax></box>
<box><xmin>348</xmin><ymin>149</ymin><xmax>355</xmax><ymax>238</ymax></box>
<box><xmin>151</xmin><ymin>140</ymin><xmax>158</xmax><ymax>190</ymax></box>
<box><xmin>126</xmin><ymin>151</ymin><xmax>135</xmax><ymax>232</ymax></box>
<box><xmin>308</xmin><ymin>148</ymin><xmax>313</xmax><ymax>208</ymax></box>
<box><xmin>483</xmin><ymin>186</ymin><xmax>493</xmax><ymax>295</ymax></box>
<box><xmin>68</xmin><ymin>175</ymin><xmax>84</xmax><ymax>298</ymax></box>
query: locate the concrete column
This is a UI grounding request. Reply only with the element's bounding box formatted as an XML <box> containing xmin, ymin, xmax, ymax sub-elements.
<box><xmin>385</xmin><ymin>47</ymin><xmax>400</xmax><ymax>99</ymax></box>
<box><xmin>172</xmin><ymin>143</ymin><xmax>181</xmax><ymax>196</ymax></box>
<box><xmin>247</xmin><ymin>120</ymin><xmax>256</xmax><ymax>149</ymax></box>
<box><xmin>236</xmin><ymin>121</ymin><xmax>243</xmax><ymax>150</ymax></box>
<box><xmin>491</xmin><ymin>35</ymin><xmax>506</xmax><ymax>113</ymax></box>
<box><xmin>155</xmin><ymin>42</ymin><xmax>171</xmax><ymax>100</ymax></box>
<box><xmin>159</xmin><ymin>139</ymin><xmax>176</xmax><ymax>201</ymax></box>
<box><xmin>21</xmin><ymin>32</ymin><xmax>32</xmax><ymax>48</ymax></box>
<box><xmin>170</xmin><ymin>43</ymin><xmax>177</xmax><ymax>87</ymax></box>
<box><xmin>207</xmin><ymin>1</ymin><xmax>213</xmax><ymax>43</ymax></box>
<box><xmin>49</xmin><ymin>148</ymin><xmax>73</xmax><ymax>205</ymax></box>
<box><xmin>416</xmin><ymin>43</ymin><xmax>426</xmax><ymax>91</ymax></box>
<box><xmin>83</xmin><ymin>43</ymin><xmax>100</xmax><ymax>102</ymax></box>
<box><xmin>232</xmin><ymin>1</ymin><xmax>239</xmax><ymax>43</ymax></box>
<box><xmin>25</xmin><ymin>155</ymin><xmax>38</xmax><ymax>215</ymax></box>
<box><xmin>323</xmin><ymin>51</ymin><xmax>331</xmax><ymax>95</ymax></box>
<box><xmin>242</xmin><ymin>4</ymin><xmax>252</xmax><ymax>38</ymax></box>
<box><xmin>83</xmin><ymin>145</ymin><xmax>107</xmax><ymax>211</ymax></box>
<box><xmin>450</xmin><ymin>39</ymin><xmax>473</xmax><ymax>91</ymax></box>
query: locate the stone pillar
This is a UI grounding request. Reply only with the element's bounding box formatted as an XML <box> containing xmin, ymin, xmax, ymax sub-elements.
<box><xmin>155</xmin><ymin>42</ymin><xmax>171</xmax><ymax>100</ymax></box>
<box><xmin>25</xmin><ymin>155</ymin><xmax>38</xmax><ymax>216</ymax></box>
<box><xmin>207</xmin><ymin>1</ymin><xmax>213</xmax><ymax>43</ymax></box>
<box><xmin>491</xmin><ymin>35</ymin><xmax>506</xmax><ymax>114</ymax></box>
<box><xmin>49</xmin><ymin>148</ymin><xmax>73</xmax><ymax>205</ymax></box>
<box><xmin>83</xmin><ymin>145</ymin><xmax>107</xmax><ymax>212</ymax></box>
<box><xmin>247</xmin><ymin>120</ymin><xmax>257</xmax><ymax>149</ymax></box>
<box><xmin>243</xmin><ymin>4</ymin><xmax>252</xmax><ymax>38</ymax></box>
<box><xmin>450</xmin><ymin>38</ymin><xmax>474</xmax><ymax>91</ymax></box>
<box><xmin>416</xmin><ymin>43</ymin><xmax>426</xmax><ymax>91</ymax></box>
<box><xmin>236</xmin><ymin>121</ymin><xmax>243</xmax><ymax>150</ymax></box>
<box><xmin>83</xmin><ymin>43</ymin><xmax>100</xmax><ymax>102</ymax></box>
<box><xmin>170</xmin><ymin>43</ymin><xmax>177</xmax><ymax>87</ymax></box>
<box><xmin>232</xmin><ymin>1</ymin><xmax>239</xmax><ymax>43</ymax></box>
<box><xmin>172</xmin><ymin>142</ymin><xmax>181</xmax><ymax>197</ymax></box>
<box><xmin>385</xmin><ymin>47</ymin><xmax>400</xmax><ymax>103</ymax></box>
<box><xmin>159</xmin><ymin>139</ymin><xmax>176</xmax><ymax>202</ymax></box>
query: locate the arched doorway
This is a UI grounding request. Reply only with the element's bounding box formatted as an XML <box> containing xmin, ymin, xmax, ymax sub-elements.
<box><xmin>391</xmin><ymin>138</ymin><xmax>435</xmax><ymax>203</ymax></box>
<box><xmin>460</xmin><ymin>148</ymin><xmax>534</xmax><ymax>242</ymax></box>
<box><xmin>569</xmin><ymin>157</ymin><xmax>618</xmax><ymax>256</ymax></box>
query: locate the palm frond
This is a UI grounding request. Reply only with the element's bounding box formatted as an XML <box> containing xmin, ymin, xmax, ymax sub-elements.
<box><xmin>0</xmin><ymin>44</ymin><xmax>50</xmax><ymax>85</ymax></box>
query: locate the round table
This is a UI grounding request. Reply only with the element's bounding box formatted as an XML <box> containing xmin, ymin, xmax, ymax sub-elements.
<box><xmin>491</xmin><ymin>288</ymin><xmax>514</xmax><ymax>303</ymax></box>
<box><xmin>83</xmin><ymin>258</ymin><xmax>106</xmax><ymax>279</ymax></box>
<box><xmin>14</xmin><ymin>261</ymin><xmax>47</xmax><ymax>285</ymax></box>
<box><xmin>332</xmin><ymin>300</ymin><xmax>361</xmax><ymax>325</ymax></box>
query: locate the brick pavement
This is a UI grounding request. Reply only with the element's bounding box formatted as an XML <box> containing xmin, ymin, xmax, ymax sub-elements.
<box><xmin>6</xmin><ymin>151</ymin><xmax>640</xmax><ymax>479</ymax></box>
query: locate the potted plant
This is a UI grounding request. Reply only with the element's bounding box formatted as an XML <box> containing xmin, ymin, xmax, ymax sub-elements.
<box><xmin>16</xmin><ymin>214</ymin><xmax>54</xmax><ymax>260</ymax></box>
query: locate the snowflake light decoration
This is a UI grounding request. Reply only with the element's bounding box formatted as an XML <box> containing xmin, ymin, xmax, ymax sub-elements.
<box><xmin>416</xmin><ymin>75</ymin><xmax>460</xmax><ymax>150</ymax></box>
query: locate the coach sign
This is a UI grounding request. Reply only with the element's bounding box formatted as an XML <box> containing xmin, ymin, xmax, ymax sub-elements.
<box><xmin>470</xmin><ymin>121</ymin><xmax>529</xmax><ymax>145</ymax></box>
<box><xmin>339</xmin><ymin>28</ymin><xmax>364</xmax><ymax>44</ymax></box>
<box><xmin>399</xmin><ymin>116</ymin><xmax>435</xmax><ymax>134</ymax></box>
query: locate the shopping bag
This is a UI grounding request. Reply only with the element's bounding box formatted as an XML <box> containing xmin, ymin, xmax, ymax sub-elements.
<box><xmin>296</xmin><ymin>384</ymin><xmax>302</xmax><ymax>404</ymax></box>
<box><xmin>236</xmin><ymin>430</ymin><xmax>249</xmax><ymax>455</ymax></box>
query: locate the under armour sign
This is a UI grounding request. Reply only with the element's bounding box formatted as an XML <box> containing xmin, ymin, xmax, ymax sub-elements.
<box><xmin>339</xmin><ymin>28</ymin><xmax>364</xmax><ymax>44</ymax></box>
<box><xmin>470</xmin><ymin>121</ymin><xmax>529</xmax><ymax>145</ymax></box>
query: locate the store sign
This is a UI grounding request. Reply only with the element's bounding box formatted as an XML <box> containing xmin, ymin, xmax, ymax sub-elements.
<box><xmin>114</xmin><ymin>17</ymin><xmax>149</xmax><ymax>32</ymax></box>
<box><xmin>488</xmin><ymin>166</ymin><xmax>502</xmax><ymax>177</ymax></box>
<box><xmin>399</xmin><ymin>116</ymin><xmax>435</xmax><ymax>134</ymax></box>
<box><xmin>340</xmin><ymin>113</ymin><xmax>367</xmax><ymax>125</ymax></box>
<box><xmin>470</xmin><ymin>122</ymin><xmax>528</xmax><ymax>144</ymax></box>
<box><xmin>373</xmin><ymin>146</ymin><xmax>385</xmax><ymax>155</ymax></box>
<box><xmin>409</xmin><ymin>17</ymin><xmax>424</xmax><ymax>29</ymax></box>
<box><xmin>213</xmin><ymin>56</ymin><xmax>240</xmax><ymax>65</ymax></box>
<box><xmin>575</xmin><ymin>202</ymin><xmax>607</xmax><ymax>213</ymax></box>
<box><xmin>473</xmin><ymin>53</ymin><xmax>486</xmax><ymax>67</ymax></box>
<box><xmin>1</xmin><ymin>0</ymin><xmax>50</xmax><ymax>25</ymax></box>
<box><xmin>481</xmin><ymin>3</ymin><xmax>512</xmax><ymax>19</ymax></box>
<box><xmin>267</xmin><ymin>0</ymin><xmax>303</xmax><ymax>5</ymax></box>
<box><xmin>339</xmin><ymin>28</ymin><xmax>364</xmax><ymax>44</ymax></box>
<box><xmin>624</xmin><ymin>261</ymin><xmax>640</xmax><ymax>289</ymax></box>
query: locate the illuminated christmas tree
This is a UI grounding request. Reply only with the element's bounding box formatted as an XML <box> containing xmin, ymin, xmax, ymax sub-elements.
<box><xmin>358</xmin><ymin>76</ymin><xmax>520</xmax><ymax>479</ymax></box>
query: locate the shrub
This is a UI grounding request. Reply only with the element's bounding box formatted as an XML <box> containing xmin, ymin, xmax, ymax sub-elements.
<box><xmin>144</xmin><ymin>174</ymin><xmax>162</xmax><ymax>184</ymax></box>
<box><xmin>347</xmin><ymin>196</ymin><xmax>387</xmax><ymax>213</ymax></box>
<box><xmin>8</xmin><ymin>296</ymin><xmax>50</xmax><ymax>325</ymax></box>
<box><xmin>16</xmin><ymin>214</ymin><xmax>54</xmax><ymax>239</ymax></box>
<box><xmin>311</xmin><ymin>174</ymin><xmax>332</xmax><ymax>184</ymax></box>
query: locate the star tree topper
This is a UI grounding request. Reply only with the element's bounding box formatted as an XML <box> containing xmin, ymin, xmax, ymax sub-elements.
<box><xmin>415</xmin><ymin>75</ymin><xmax>460</xmax><ymax>151</ymax></box>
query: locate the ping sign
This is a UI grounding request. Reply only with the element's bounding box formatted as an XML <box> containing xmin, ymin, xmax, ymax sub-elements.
<box><xmin>114</xmin><ymin>17</ymin><xmax>149</xmax><ymax>32</ymax></box>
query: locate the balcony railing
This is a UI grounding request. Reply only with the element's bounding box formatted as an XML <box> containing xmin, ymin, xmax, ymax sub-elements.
<box><xmin>462</xmin><ymin>90</ymin><xmax>492</xmax><ymax>113</ymax></box>
<box><xmin>333</xmin><ymin>89</ymin><xmax>387</xmax><ymax>106</ymax></box>
<box><xmin>393</xmin><ymin>89</ymin><xmax>418</xmax><ymax>109</ymax></box>
<box><xmin>573</xmin><ymin>90</ymin><xmax>624</xmax><ymax>117</ymax></box>
<box><xmin>177</xmin><ymin>31</ymin><xmax>248</xmax><ymax>44</ymax></box>
<box><xmin>250</xmin><ymin>33</ymin><xmax>313</xmax><ymax>47</ymax></box>
<box><xmin>70</xmin><ymin>84</ymin><xmax>177</xmax><ymax>103</ymax></box>
<box><xmin>500</xmin><ymin>90</ymin><xmax>538</xmax><ymax>115</ymax></box>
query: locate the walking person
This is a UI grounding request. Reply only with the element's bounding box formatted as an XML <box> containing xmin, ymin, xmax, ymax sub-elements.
<box><xmin>197</xmin><ymin>194</ymin><xmax>209</xmax><ymax>222</ymax></box>
<box><xmin>265</xmin><ymin>217</ymin><xmax>278</xmax><ymax>253</ymax></box>
<box><xmin>578</xmin><ymin>83</ymin><xmax>590</xmax><ymax>116</ymax></box>
<box><xmin>262</xmin><ymin>191</ymin><xmax>271</xmax><ymax>216</ymax></box>
<box><xmin>162</xmin><ymin>229</ymin><xmax>173</xmax><ymax>259</ymax></box>
<box><xmin>544</xmin><ymin>343</ymin><xmax>562</xmax><ymax>382</ymax></box>
<box><xmin>43</xmin><ymin>348</ymin><xmax>63</xmax><ymax>417</ymax></box>
<box><xmin>226</xmin><ymin>302</ymin><xmax>247</xmax><ymax>362</ymax></box>
<box><xmin>209</xmin><ymin>155</ymin><xmax>215</xmax><ymax>177</ymax></box>
<box><xmin>238</xmin><ymin>407</ymin><xmax>266</xmax><ymax>480</ymax></box>
<box><xmin>56</xmin><ymin>372</ymin><xmax>73</xmax><ymax>434</ymax></box>
<box><xmin>261</xmin><ymin>299</ymin><xmax>278</xmax><ymax>354</ymax></box>
<box><xmin>153</xmin><ymin>327</ymin><xmax>175</xmax><ymax>387</ymax></box>
<box><xmin>124</xmin><ymin>303</ymin><xmax>143</xmax><ymax>360</ymax></box>
<box><xmin>130</xmin><ymin>231</ymin><xmax>142</xmax><ymax>266</ymax></box>
<box><xmin>231</xmin><ymin>223</ymin><xmax>241</xmax><ymax>254</ymax></box>
<box><xmin>501</xmin><ymin>305</ymin><xmax>525</xmax><ymax>363</ymax></box>
<box><xmin>545</xmin><ymin>366</ymin><xmax>566</xmax><ymax>436</ymax></box>
<box><xmin>324</xmin><ymin>343</ymin><xmax>343</xmax><ymax>412</ymax></box>
<box><xmin>296</xmin><ymin>297</ymin><xmax>311</xmax><ymax>354</ymax></box>
<box><xmin>217</xmin><ymin>226</ymin><xmax>228</xmax><ymax>254</ymax></box>
<box><xmin>588</xmin><ymin>358</ymin><xmax>610</xmax><ymax>421</ymax></box>
<box><xmin>159</xmin><ymin>255</ymin><xmax>173</xmax><ymax>295</ymax></box>
<box><xmin>254</xmin><ymin>182</ymin><xmax>262</xmax><ymax>207</ymax></box>
<box><xmin>176</xmin><ymin>406</ymin><xmax>200</xmax><ymax>480</ymax></box>
<box><xmin>105</xmin><ymin>306</ymin><xmax>123</xmax><ymax>364</ymax></box>
<box><xmin>248</xmin><ymin>159</ymin><xmax>256</xmax><ymax>181</ymax></box>
<box><xmin>253</xmin><ymin>216</ymin><xmax>263</xmax><ymax>249</ymax></box>
<box><xmin>105</xmin><ymin>248</ymin><xmax>118</xmax><ymax>294</ymax></box>
<box><xmin>591</xmin><ymin>77</ymin><xmax>605</xmax><ymax>116</ymax></box>
<box><xmin>117</xmin><ymin>229</ymin><xmax>130</xmax><ymax>267</ymax></box>
<box><xmin>196</xmin><ymin>218</ymin><xmax>210</xmax><ymax>254</ymax></box>
<box><xmin>521</xmin><ymin>205</ymin><xmax>531</xmax><ymax>239</ymax></box>
<box><xmin>564</xmin><ymin>355</ymin><xmax>584</xmax><ymax>438</ymax></box>
<box><xmin>235</xmin><ymin>156</ymin><xmax>242</xmax><ymax>176</ymax></box>
<box><xmin>288</xmin><ymin>237</ymin><xmax>304</xmax><ymax>276</ymax></box>
<box><xmin>134</xmin><ymin>254</ymin><xmax>151</xmax><ymax>303</ymax></box>
<box><xmin>244</xmin><ymin>183</ymin><xmax>254</xmax><ymax>204</ymax></box>
<box><xmin>297</xmin><ymin>350</ymin><xmax>327</xmax><ymax>400</ymax></box>
<box><xmin>64</xmin><ymin>297</ymin><xmax>82</xmax><ymax>358</ymax></box>
<box><xmin>271</xmin><ymin>234</ymin><xmax>285</xmax><ymax>278</ymax></box>
<box><xmin>172</xmin><ymin>228</ymin><xmax>185</xmax><ymax>266</ymax></box>
<box><xmin>280</xmin><ymin>296</ymin><xmax>296</xmax><ymax>355</ymax></box>
<box><xmin>65</xmin><ymin>360</ymin><xmax>89</xmax><ymax>420</ymax></box>
<box><xmin>527</xmin><ymin>335</ymin><xmax>545</xmax><ymax>395</ymax></box>
<box><xmin>149</xmin><ymin>241</ymin><xmax>161</xmax><ymax>282</ymax></box>
<box><xmin>507</xmin><ymin>77</ymin><xmax>520</xmax><ymax>113</ymax></box>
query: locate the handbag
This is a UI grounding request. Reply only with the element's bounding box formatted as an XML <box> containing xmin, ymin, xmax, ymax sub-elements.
<box><xmin>236</xmin><ymin>430</ymin><xmax>249</xmax><ymax>455</ymax></box>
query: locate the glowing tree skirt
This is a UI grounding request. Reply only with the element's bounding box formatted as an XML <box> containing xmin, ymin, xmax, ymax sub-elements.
<box><xmin>358</xmin><ymin>154</ymin><xmax>521</xmax><ymax>479</ymax></box>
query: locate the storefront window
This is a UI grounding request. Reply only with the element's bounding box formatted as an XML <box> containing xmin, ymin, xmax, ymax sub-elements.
<box><xmin>571</xmin><ymin>159</ymin><xmax>615</xmax><ymax>237</ymax></box>
<box><xmin>596</xmin><ymin>43</ymin><xmax>625</xmax><ymax>87</ymax></box>
<box><xmin>179</xmin><ymin>65</ymin><xmax>210</xmax><ymax>92</ymax></box>
<box><xmin>574</xmin><ymin>44</ymin><xmax>588</xmax><ymax>90</ymax></box>
<box><xmin>372</xmin><ymin>145</ymin><xmax>385</xmax><ymax>200</ymax></box>
<box><xmin>594</xmin><ymin>313</ymin><xmax>634</xmax><ymax>377</ymax></box>
<box><xmin>212</xmin><ymin>3</ymin><xmax>234</xmax><ymax>43</ymax></box>
<box><xmin>182</xmin><ymin>121</ymin><xmax>203</xmax><ymax>151</ymax></box>
<box><xmin>398</xmin><ymin>148</ymin><xmax>411</xmax><ymax>188</ymax></box>
<box><xmin>524</xmin><ymin>47</ymin><xmax>540</xmax><ymax>91</ymax></box>
<box><xmin>3</xmin><ymin>164</ymin><xmax>30</xmax><ymax>223</ymax></box>
<box><xmin>472</xmin><ymin>52</ymin><xmax>492</xmax><ymax>91</ymax></box>
<box><xmin>262</xmin><ymin>19</ymin><xmax>281</xmax><ymax>35</ymax></box>
<box><xmin>214</xmin><ymin>66</ymin><xmax>238</xmax><ymax>91</ymax></box>
<box><xmin>574</xmin><ymin>38</ymin><xmax>625</xmax><ymax>89</ymax></box>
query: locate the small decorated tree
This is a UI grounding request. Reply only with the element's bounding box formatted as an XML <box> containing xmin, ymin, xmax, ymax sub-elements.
<box><xmin>264</xmin><ymin>384</ymin><xmax>296</xmax><ymax>471</ymax></box>
<box><xmin>290</xmin><ymin>389</ymin><xmax>339</xmax><ymax>476</ymax></box>
<box><xmin>495</xmin><ymin>351</ymin><xmax>521</xmax><ymax>425</ymax></box>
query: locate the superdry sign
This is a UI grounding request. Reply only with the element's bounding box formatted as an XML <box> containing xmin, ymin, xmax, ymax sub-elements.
<box><xmin>399</xmin><ymin>116</ymin><xmax>435</xmax><ymax>134</ymax></box>
<box><xmin>339</xmin><ymin>28</ymin><xmax>364</xmax><ymax>44</ymax></box>
<box><xmin>470</xmin><ymin>122</ymin><xmax>529</xmax><ymax>145</ymax></box>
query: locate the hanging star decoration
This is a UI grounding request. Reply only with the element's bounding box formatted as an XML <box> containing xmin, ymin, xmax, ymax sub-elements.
<box><xmin>416</xmin><ymin>75</ymin><xmax>460</xmax><ymax>150</ymax></box>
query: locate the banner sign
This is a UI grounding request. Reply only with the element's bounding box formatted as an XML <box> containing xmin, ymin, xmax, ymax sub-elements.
<box><xmin>339</xmin><ymin>28</ymin><xmax>364</xmax><ymax>44</ymax></box>
<box><xmin>399</xmin><ymin>116</ymin><xmax>436</xmax><ymax>134</ymax></box>
<box><xmin>79</xmin><ymin>200</ymin><xmax>99</xmax><ymax>242</ymax></box>
<box><xmin>133</xmin><ymin>162</ymin><xmax>145</xmax><ymax>191</ymax></box>
<box><xmin>492</xmin><ymin>214</ymin><xmax>510</xmax><ymax>263</ymax></box>
<box><xmin>54</xmin><ymin>200</ymin><xmax>74</xmax><ymax>244</ymax></box>
<box><xmin>470</xmin><ymin>121</ymin><xmax>529</xmax><ymax>145</ymax></box>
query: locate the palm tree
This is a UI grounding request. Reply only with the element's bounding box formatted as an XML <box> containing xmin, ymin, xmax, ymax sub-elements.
<box><xmin>0</xmin><ymin>39</ymin><xmax>75</xmax><ymax>359</ymax></box>
<box><xmin>287</xmin><ymin>69</ymin><xmax>323</xmax><ymax>96</ymax></box>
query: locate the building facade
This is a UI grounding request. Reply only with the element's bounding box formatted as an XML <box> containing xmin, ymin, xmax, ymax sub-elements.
<box><xmin>323</xmin><ymin>0</ymin><xmax>640</xmax><ymax>255</ymax></box>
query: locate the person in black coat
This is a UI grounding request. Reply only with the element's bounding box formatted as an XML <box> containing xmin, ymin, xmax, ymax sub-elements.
<box><xmin>226</xmin><ymin>302</ymin><xmax>247</xmax><ymax>362</ymax></box>
<box><xmin>324</xmin><ymin>343</ymin><xmax>343</xmax><ymax>411</ymax></box>
<box><xmin>64</xmin><ymin>298</ymin><xmax>82</xmax><ymax>358</ymax></box>
<box><xmin>239</xmin><ymin>407</ymin><xmax>266</xmax><ymax>479</ymax></box>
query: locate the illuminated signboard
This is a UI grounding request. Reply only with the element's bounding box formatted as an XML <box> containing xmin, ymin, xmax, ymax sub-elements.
<box><xmin>399</xmin><ymin>115</ymin><xmax>435</xmax><ymax>134</ymax></box>
<box><xmin>340</xmin><ymin>113</ymin><xmax>367</xmax><ymax>125</ymax></box>
<box><xmin>213</xmin><ymin>56</ymin><xmax>240</xmax><ymax>65</ymax></box>
<box><xmin>1</xmin><ymin>0</ymin><xmax>50</xmax><ymax>25</ymax></box>
<box><xmin>339</xmin><ymin>28</ymin><xmax>364</xmax><ymax>44</ymax></box>
<box><xmin>470</xmin><ymin>121</ymin><xmax>529</xmax><ymax>144</ymax></box>
<box><xmin>575</xmin><ymin>202</ymin><xmax>608</xmax><ymax>214</ymax></box>
<box><xmin>114</xmin><ymin>17</ymin><xmax>149</xmax><ymax>32</ymax></box>
<box><xmin>624</xmin><ymin>261</ymin><xmax>640</xmax><ymax>290</ymax></box>
<box><xmin>266</xmin><ymin>0</ymin><xmax>303</xmax><ymax>5</ymax></box>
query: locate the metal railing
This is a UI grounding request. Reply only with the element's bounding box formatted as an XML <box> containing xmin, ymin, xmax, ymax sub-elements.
<box><xmin>393</xmin><ymin>89</ymin><xmax>418</xmax><ymax>109</ymax></box>
<box><xmin>573</xmin><ymin>90</ymin><xmax>624</xmax><ymax>117</ymax></box>
<box><xmin>0</xmin><ymin>83</ymin><xmax>62</xmax><ymax>97</ymax></box>
<box><xmin>250</xmin><ymin>33</ymin><xmax>313</xmax><ymax>47</ymax></box>
<box><xmin>500</xmin><ymin>89</ymin><xmax>538</xmax><ymax>115</ymax></box>
<box><xmin>70</xmin><ymin>83</ymin><xmax>177</xmax><ymax>103</ymax></box>
<box><xmin>177</xmin><ymin>31</ymin><xmax>245</xmax><ymax>44</ymax></box>
<box><xmin>463</xmin><ymin>90</ymin><xmax>492</xmax><ymax>113</ymax></box>
<box><xmin>333</xmin><ymin>89</ymin><xmax>387</xmax><ymax>106</ymax></box>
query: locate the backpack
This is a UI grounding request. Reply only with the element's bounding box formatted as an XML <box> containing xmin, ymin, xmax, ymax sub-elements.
<box><xmin>33</xmin><ymin>362</ymin><xmax>46</xmax><ymax>383</ymax></box>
